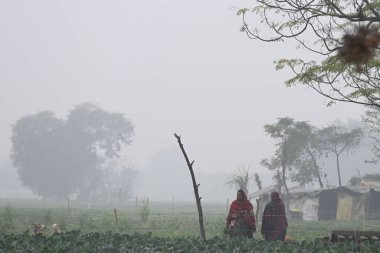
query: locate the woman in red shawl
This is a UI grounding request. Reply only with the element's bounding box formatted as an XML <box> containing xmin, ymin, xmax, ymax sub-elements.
<box><xmin>226</xmin><ymin>189</ymin><xmax>256</xmax><ymax>238</ymax></box>
<box><xmin>261</xmin><ymin>191</ymin><xmax>288</xmax><ymax>241</ymax></box>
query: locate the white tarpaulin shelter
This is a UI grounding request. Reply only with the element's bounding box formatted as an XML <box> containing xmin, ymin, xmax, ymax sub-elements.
<box><xmin>250</xmin><ymin>182</ymin><xmax>380</xmax><ymax>221</ymax></box>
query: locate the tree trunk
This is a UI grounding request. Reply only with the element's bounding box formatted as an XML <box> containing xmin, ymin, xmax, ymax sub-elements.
<box><xmin>275</xmin><ymin>170</ymin><xmax>282</xmax><ymax>193</ymax></box>
<box><xmin>281</xmin><ymin>142</ymin><xmax>289</xmax><ymax>194</ymax></box>
<box><xmin>336</xmin><ymin>153</ymin><xmax>342</xmax><ymax>187</ymax></box>
<box><xmin>174</xmin><ymin>133</ymin><xmax>206</xmax><ymax>240</ymax></box>
<box><xmin>282</xmin><ymin>163</ymin><xmax>289</xmax><ymax>194</ymax></box>
<box><xmin>307</xmin><ymin>148</ymin><xmax>324</xmax><ymax>188</ymax></box>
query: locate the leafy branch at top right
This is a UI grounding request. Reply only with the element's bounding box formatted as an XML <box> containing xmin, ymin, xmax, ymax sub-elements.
<box><xmin>239</xmin><ymin>0</ymin><xmax>380</xmax><ymax>108</ymax></box>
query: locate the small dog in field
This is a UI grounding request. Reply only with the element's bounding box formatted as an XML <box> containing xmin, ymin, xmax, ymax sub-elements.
<box><xmin>33</xmin><ymin>223</ymin><xmax>62</xmax><ymax>235</ymax></box>
<box><xmin>33</xmin><ymin>224</ymin><xmax>45</xmax><ymax>234</ymax></box>
<box><xmin>285</xmin><ymin>236</ymin><xmax>295</xmax><ymax>242</ymax></box>
<box><xmin>51</xmin><ymin>224</ymin><xmax>62</xmax><ymax>234</ymax></box>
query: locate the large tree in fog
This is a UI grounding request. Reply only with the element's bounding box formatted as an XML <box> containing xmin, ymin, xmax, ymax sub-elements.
<box><xmin>288</xmin><ymin>123</ymin><xmax>326</xmax><ymax>188</ymax></box>
<box><xmin>11</xmin><ymin>103</ymin><xmax>134</xmax><ymax>199</ymax></box>
<box><xmin>261</xmin><ymin>117</ymin><xmax>307</xmax><ymax>194</ymax></box>
<box><xmin>319</xmin><ymin>125</ymin><xmax>362</xmax><ymax>187</ymax></box>
<box><xmin>262</xmin><ymin>118</ymin><xmax>327</xmax><ymax>192</ymax></box>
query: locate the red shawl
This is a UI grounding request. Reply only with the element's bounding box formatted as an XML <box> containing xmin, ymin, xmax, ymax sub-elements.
<box><xmin>226</xmin><ymin>200</ymin><xmax>256</xmax><ymax>227</ymax></box>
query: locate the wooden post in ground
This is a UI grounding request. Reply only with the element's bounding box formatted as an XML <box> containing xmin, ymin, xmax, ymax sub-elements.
<box><xmin>255</xmin><ymin>197</ymin><xmax>261</xmax><ymax>238</ymax></box>
<box><xmin>174</xmin><ymin>133</ymin><xmax>206</xmax><ymax>240</ymax></box>
<box><xmin>362</xmin><ymin>207</ymin><xmax>366</xmax><ymax>231</ymax></box>
<box><xmin>114</xmin><ymin>208</ymin><xmax>119</xmax><ymax>225</ymax></box>
<box><xmin>67</xmin><ymin>197</ymin><xmax>70</xmax><ymax>214</ymax></box>
<box><xmin>255</xmin><ymin>197</ymin><xmax>261</xmax><ymax>224</ymax></box>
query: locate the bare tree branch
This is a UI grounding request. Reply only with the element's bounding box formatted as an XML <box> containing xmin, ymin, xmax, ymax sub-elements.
<box><xmin>174</xmin><ymin>133</ymin><xmax>206</xmax><ymax>240</ymax></box>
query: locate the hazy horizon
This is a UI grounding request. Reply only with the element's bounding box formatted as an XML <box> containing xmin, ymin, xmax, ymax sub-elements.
<box><xmin>0</xmin><ymin>0</ymin><xmax>375</xmax><ymax>202</ymax></box>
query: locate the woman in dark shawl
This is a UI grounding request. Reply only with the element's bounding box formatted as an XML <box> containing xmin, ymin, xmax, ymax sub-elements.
<box><xmin>261</xmin><ymin>191</ymin><xmax>288</xmax><ymax>241</ymax></box>
<box><xmin>226</xmin><ymin>189</ymin><xmax>256</xmax><ymax>238</ymax></box>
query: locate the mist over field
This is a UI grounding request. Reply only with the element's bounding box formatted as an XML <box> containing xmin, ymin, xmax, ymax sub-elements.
<box><xmin>0</xmin><ymin>0</ymin><xmax>378</xmax><ymax>203</ymax></box>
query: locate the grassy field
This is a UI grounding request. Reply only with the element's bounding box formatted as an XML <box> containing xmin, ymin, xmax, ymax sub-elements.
<box><xmin>1</xmin><ymin>198</ymin><xmax>379</xmax><ymax>241</ymax></box>
<box><xmin>1</xmin><ymin>199</ymin><xmax>380</xmax><ymax>252</ymax></box>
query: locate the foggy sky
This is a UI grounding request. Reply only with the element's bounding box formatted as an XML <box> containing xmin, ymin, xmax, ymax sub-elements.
<box><xmin>0</xmin><ymin>0</ymin><xmax>370</xmax><ymax>200</ymax></box>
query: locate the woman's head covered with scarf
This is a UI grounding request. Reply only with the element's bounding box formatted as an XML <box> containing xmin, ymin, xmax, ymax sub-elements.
<box><xmin>271</xmin><ymin>191</ymin><xmax>280</xmax><ymax>202</ymax></box>
<box><xmin>237</xmin><ymin>189</ymin><xmax>248</xmax><ymax>202</ymax></box>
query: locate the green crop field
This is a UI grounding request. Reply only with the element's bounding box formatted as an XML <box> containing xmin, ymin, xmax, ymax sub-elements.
<box><xmin>1</xmin><ymin>199</ymin><xmax>379</xmax><ymax>252</ymax></box>
<box><xmin>1</xmin><ymin>232</ymin><xmax>380</xmax><ymax>253</ymax></box>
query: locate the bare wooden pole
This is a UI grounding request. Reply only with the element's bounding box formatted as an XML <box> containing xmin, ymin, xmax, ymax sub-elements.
<box><xmin>255</xmin><ymin>198</ymin><xmax>261</xmax><ymax>222</ymax></box>
<box><xmin>114</xmin><ymin>208</ymin><xmax>119</xmax><ymax>226</ymax></box>
<box><xmin>174</xmin><ymin>133</ymin><xmax>206</xmax><ymax>240</ymax></box>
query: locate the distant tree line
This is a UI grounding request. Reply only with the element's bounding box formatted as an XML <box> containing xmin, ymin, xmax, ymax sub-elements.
<box><xmin>261</xmin><ymin>117</ymin><xmax>363</xmax><ymax>193</ymax></box>
<box><xmin>227</xmin><ymin>114</ymin><xmax>380</xmax><ymax>195</ymax></box>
